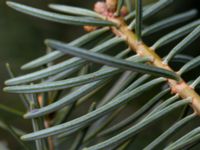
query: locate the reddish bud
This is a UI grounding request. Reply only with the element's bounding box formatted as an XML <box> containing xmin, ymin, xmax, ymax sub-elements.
<box><xmin>106</xmin><ymin>0</ymin><xmax>117</xmax><ymax>12</ymax></box>
<box><xmin>84</xmin><ymin>26</ymin><xmax>97</xmax><ymax>32</ymax></box>
<box><xmin>121</xmin><ymin>6</ymin><xmax>128</xmax><ymax>16</ymax></box>
<box><xmin>94</xmin><ymin>2</ymin><xmax>107</xmax><ymax>14</ymax></box>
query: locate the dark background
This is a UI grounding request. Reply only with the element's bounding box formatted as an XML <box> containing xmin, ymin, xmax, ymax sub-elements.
<box><xmin>0</xmin><ymin>0</ymin><xmax>200</xmax><ymax>149</ymax></box>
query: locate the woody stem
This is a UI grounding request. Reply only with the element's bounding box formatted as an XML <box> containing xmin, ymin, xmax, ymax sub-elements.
<box><xmin>108</xmin><ymin>17</ymin><xmax>200</xmax><ymax>115</ymax></box>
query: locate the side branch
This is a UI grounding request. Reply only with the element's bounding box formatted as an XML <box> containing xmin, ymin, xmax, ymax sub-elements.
<box><xmin>109</xmin><ymin>17</ymin><xmax>200</xmax><ymax>115</ymax></box>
